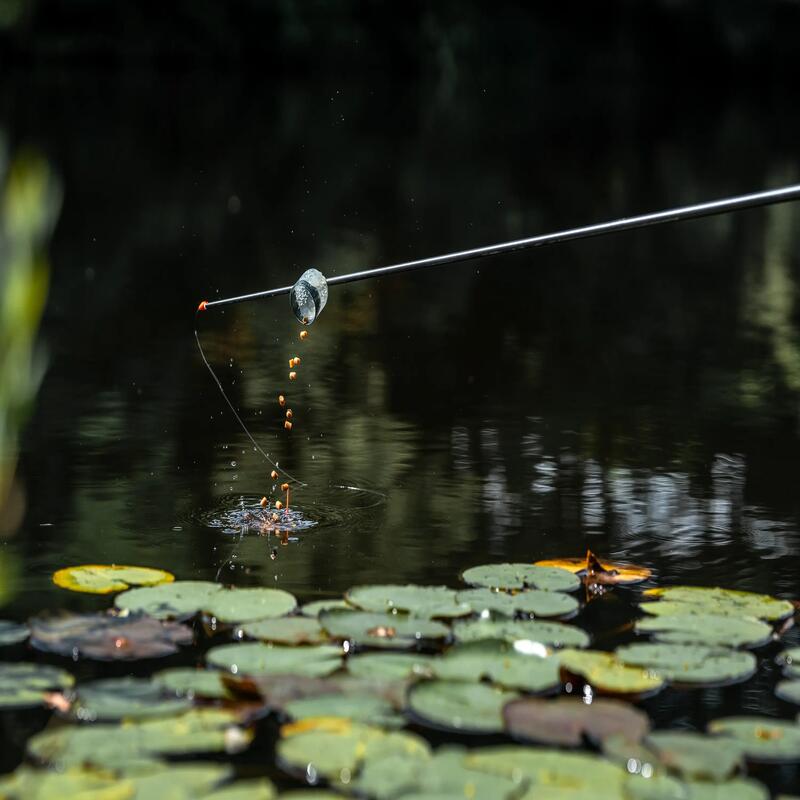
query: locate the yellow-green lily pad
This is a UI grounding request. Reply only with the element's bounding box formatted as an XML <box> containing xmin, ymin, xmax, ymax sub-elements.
<box><xmin>635</xmin><ymin>613</ymin><xmax>772</xmax><ymax>648</ymax></box>
<box><xmin>346</xmin><ymin>652</ymin><xmax>434</xmax><ymax>681</ymax></box>
<box><xmin>461</xmin><ymin>563</ymin><xmax>580</xmax><ymax>592</ymax></box>
<box><xmin>0</xmin><ymin>765</ymin><xmax>134</xmax><ymax>800</ymax></box>
<box><xmin>453</xmin><ymin>618</ymin><xmax>590</xmax><ymax>648</ymax></box>
<box><xmin>127</xmin><ymin>763</ymin><xmax>233</xmax><ymax>798</ymax></box>
<box><xmin>455</xmin><ymin>587</ymin><xmax>579</xmax><ymax>618</ymax></box>
<box><xmin>643</xmin><ymin>586</ymin><xmax>794</xmax><ymax>621</ymax></box>
<box><xmin>203</xmin><ymin>778</ymin><xmax>277</xmax><ymax>799</ymax></box>
<box><xmin>558</xmin><ymin>649</ymin><xmax>665</xmax><ymax>695</ymax></box>
<box><xmin>53</xmin><ymin>564</ymin><xmax>174</xmax><ymax>595</ymax></box>
<box><xmin>344</xmin><ymin>584</ymin><xmax>471</xmax><ymax>618</ymax></box>
<box><xmin>708</xmin><ymin>716</ymin><xmax>800</xmax><ymax>762</ymax></box>
<box><xmin>407</xmin><ymin>680</ymin><xmax>519</xmax><ymax>733</ymax></box>
<box><xmin>0</xmin><ymin>661</ymin><xmax>74</xmax><ymax>709</ymax></box>
<box><xmin>615</xmin><ymin>643</ymin><xmax>756</xmax><ymax>685</ymax></box>
<box><xmin>240</xmin><ymin>616</ymin><xmax>329</xmax><ymax>645</ymax></box>
<box><xmin>206</xmin><ymin>642</ymin><xmax>343</xmax><ymax>677</ymax></box>
<box><xmin>320</xmin><ymin>609</ymin><xmax>449</xmax><ymax>648</ymax></box>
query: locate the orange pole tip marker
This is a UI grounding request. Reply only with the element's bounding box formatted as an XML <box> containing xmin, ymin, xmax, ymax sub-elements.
<box><xmin>197</xmin><ymin>300</ymin><xmax>208</xmax><ymax>312</ymax></box>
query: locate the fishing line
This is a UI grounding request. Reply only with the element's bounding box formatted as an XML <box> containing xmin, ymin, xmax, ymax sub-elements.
<box><xmin>194</xmin><ymin>311</ymin><xmax>306</xmax><ymax>488</ymax></box>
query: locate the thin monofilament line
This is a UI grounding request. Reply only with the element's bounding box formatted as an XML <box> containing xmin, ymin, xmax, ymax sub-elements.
<box><xmin>194</xmin><ymin>323</ymin><xmax>306</xmax><ymax>487</ymax></box>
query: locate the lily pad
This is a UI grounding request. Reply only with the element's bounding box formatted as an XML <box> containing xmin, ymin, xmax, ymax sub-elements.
<box><xmin>53</xmin><ymin>564</ymin><xmax>174</xmax><ymax>595</ymax></box>
<box><xmin>240</xmin><ymin>616</ymin><xmax>328</xmax><ymax>645</ymax></box>
<box><xmin>301</xmin><ymin>599</ymin><xmax>351</xmax><ymax>617</ymax></box>
<box><xmin>535</xmin><ymin>551</ymin><xmax>652</xmax><ymax>585</ymax></box>
<box><xmin>644</xmin><ymin>731</ymin><xmax>745</xmax><ymax>781</ymax></box>
<box><xmin>0</xmin><ymin>619</ymin><xmax>29</xmax><ymax>645</ymax></box>
<box><xmin>320</xmin><ymin>609</ymin><xmax>449</xmax><ymax>648</ymax></box>
<box><xmin>431</xmin><ymin>640</ymin><xmax>561</xmax><ymax>692</ymax></box>
<box><xmin>153</xmin><ymin>667</ymin><xmax>232</xmax><ymax>700</ymax></box>
<box><xmin>502</xmin><ymin>696</ymin><xmax>649</xmax><ymax>746</ymax></box>
<box><xmin>558</xmin><ymin>649</ymin><xmax>665</xmax><ymax>695</ymax></box>
<box><xmin>115</xmin><ymin>580</ymin><xmax>224</xmax><ymax>620</ymax></box>
<box><xmin>28</xmin><ymin>708</ymin><xmax>253</xmax><ymax>769</ymax></box>
<box><xmin>461</xmin><ymin>563</ymin><xmax>580</xmax><ymax>592</ymax></box>
<box><xmin>453</xmin><ymin>617</ymin><xmax>590</xmax><ymax>648</ymax></box>
<box><xmin>635</xmin><ymin>613</ymin><xmax>772</xmax><ymax>648</ymax></box>
<box><xmin>30</xmin><ymin>612</ymin><xmax>193</xmax><ymax>660</ymax></box>
<box><xmin>276</xmin><ymin>718</ymin><xmax>430</xmax><ymax>781</ymax></box>
<box><xmin>206</xmin><ymin>642</ymin><xmax>343</xmax><ymax>677</ymax></box>
<box><xmin>206</xmin><ymin>587</ymin><xmax>298</xmax><ymax>623</ymax></box>
<box><xmin>345</xmin><ymin>584</ymin><xmax>471</xmax><ymax>618</ymax></box>
<box><xmin>347</xmin><ymin>652</ymin><xmax>435</xmax><ymax>681</ymax></box>
<box><xmin>455</xmin><ymin>587</ymin><xmax>579</xmax><ymax>618</ymax></box>
<box><xmin>285</xmin><ymin>693</ymin><xmax>404</xmax><ymax>728</ymax></box>
<box><xmin>127</xmin><ymin>763</ymin><xmax>233</xmax><ymax>798</ymax></box>
<box><xmin>70</xmin><ymin>676</ymin><xmax>192</xmax><ymax>721</ymax></box>
<box><xmin>643</xmin><ymin>586</ymin><xmax>794</xmax><ymax>621</ymax></box>
<box><xmin>776</xmin><ymin>680</ymin><xmax>800</xmax><ymax>705</ymax></box>
<box><xmin>683</xmin><ymin>779</ymin><xmax>769</xmax><ymax>800</ymax></box>
<box><xmin>777</xmin><ymin>647</ymin><xmax>800</xmax><ymax>679</ymax></box>
<box><xmin>203</xmin><ymin>778</ymin><xmax>277</xmax><ymax>799</ymax></box>
<box><xmin>0</xmin><ymin>662</ymin><xmax>74</xmax><ymax>709</ymax></box>
<box><xmin>708</xmin><ymin>716</ymin><xmax>800</xmax><ymax>762</ymax></box>
<box><xmin>407</xmin><ymin>680</ymin><xmax>519</xmax><ymax>733</ymax></box>
<box><xmin>0</xmin><ymin>765</ymin><xmax>134</xmax><ymax>800</ymax></box>
<box><xmin>615</xmin><ymin>643</ymin><xmax>757</xmax><ymax>685</ymax></box>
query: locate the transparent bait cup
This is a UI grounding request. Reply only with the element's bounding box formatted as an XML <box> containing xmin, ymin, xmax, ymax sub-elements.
<box><xmin>290</xmin><ymin>268</ymin><xmax>328</xmax><ymax>325</ymax></box>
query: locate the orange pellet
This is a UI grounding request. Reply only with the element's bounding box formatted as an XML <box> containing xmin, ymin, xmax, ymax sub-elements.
<box><xmin>278</xmin><ymin>395</ymin><xmax>286</xmax><ymax>407</ymax></box>
<box><xmin>300</xmin><ymin>330</ymin><xmax>308</xmax><ymax>340</ymax></box>
<box><xmin>284</xmin><ymin>420</ymin><xmax>293</xmax><ymax>430</ymax></box>
<box><xmin>270</xmin><ymin>470</ymin><xmax>278</xmax><ymax>479</ymax></box>
<box><xmin>289</xmin><ymin>358</ymin><xmax>295</xmax><ymax>368</ymax></box>
<box><xmin>289</xmin><ymin>371</ymin><xmax>297</xmax><ymax>381</ymax></box>
<box><xmin>271</xmin><ymin>513</ymin><xmax>279</xmax><ymax>522</ymax></box>
<box><xmin>281</xmin><ymin>482</ymin><xmax>289</xmax><ymax>491</ymax></box>
<box><xmin>275</xmin><ymin>500</ymin><xmax>283</xmax><ymax>510</ymax></box>
<box><xmin>293</xmin><ymin>356</ymin><xmax>301</xmax><ymax>366</ymax></box>
<box><xmin>259</xmin><ymin>496</ymin><xmax>268</xmax><ymax>509</ymax></box>
<box><xmin>286</xmin><ymin>409</ymin><xmax>293</xmax><ymax>419</ymax></box>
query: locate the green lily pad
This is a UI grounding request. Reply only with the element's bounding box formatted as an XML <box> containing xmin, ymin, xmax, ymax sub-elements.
<box><xmin>635</xmin><ymin>613</ymin><xmax>772</xmax><ymax>648</ymax></box>
<box><xmin>453</xmin><ymin>618</ymin><xmax>590</xmax><ymax>648</ymax></box>
<box><xmin>0</xmin><ymin>765</ymin><xmax>134</xmax><ymax>799</ymax></box>
<box><xmin>455</xmin><ymin>587</ymin><xmax>579</xmax><ymax>618</ymax></box>
<box><xmin>70</xmin><ymin>676</ymin><xmax>192</xmax><ymax>721</ymax></box>
<box><xmin>301</xmin><ymin>599</ymin><xmax>351</xmax><ymax>617</ymax></box>
<box><xmin>461</xmin><ymin>563</ymin><xmax>580</xmax><ymax>592</ymax></box>
<box><xmin>777</xmin><ymin>647</ymin><xmax>800</xmax><ymax>679</ymax></box>
<box><xmin>643</xmin><ymin>586</ymin><xmax>794</xmax><ymax>621</ymax></box>
<box><xmin>0</xmin><ymin>661</ymin><xmax>74</xmax><ymax>709</ymax></box>
<box><xmin>284</xmin><ymin>693</ymin><xmax>404</xmax><ymax>728</ymax></box>
<box><xmin>206</xmin><ymin>587</ymin><xmax>298</xmax><ymax>623</ymax></box>
<box><xmin>502</xmin><ymin>696</ymin><xmax>649</xmax><ymax>746</ymax></box>
<box><xmin>206</xmin><ymin>642</ymin><xmax>343</xmax><ymax>677</ymax></box>
<box><xmin>641</xmin><ymin>731</ymin><xmax>744</xmax><ymax>780</ymax></box>
<box><xmin>558</xmin><ymin>649</ymin><xmax>665</xmax><ymax>695</ymax></box>
<box><xmin>240</xmin><ymin>616</ymin><xmax>328</xmax><ymax>645</ymax></box>
<box><xmin>345</xmin><ymin>584</ymin><xmax>471</xmax><ymax>618</ymax></box>
<box><xmin>28</xmin><ymin>708</ymin><xmax>253</xmax><ymax>769</ymax></box>
<box><xmin>320</xmin><ymin>609</ymin><xmax>449</xmax><ymax>648</ymax></box>
<box><xmin>431</xmin><ymin>640</ymin><xmax>561</xmax><ymax>692</ymax></box>
<box><xmin>115</xmin><ymin>580</ymin><xmax>224</xmax><ymax>620</ymax></box>
<box><xmin>347</xmin><ymin>652</ymin><xmax>434</xmax><ymax>681</ymax></box>
<box><xmin>708</xmin><ymin>716</ymin><xmax>800</xmax><ymax>762</ymax></box>
<box><xmin>615</xmin><ymin>643</ymin><xmax>757</xmax><ymax>685</ymax></box>
<box><xmin>0</xmin><ymin>619</ymin><xmax>29</xmax><ymax>645</ymax></box>
<box><xmin>53</xmin><ymin>564</ymin><xmax>174</xmax><ymax>595</ymax></box>
<box><xmin>684</xmin><ymin>779</ymin><xmax>769</xmax><ymax>800</ymax></box>
<box><xmin>278</xmin><ymin>793</ymin><xmax>347</xmax><ymax>799</ymax></box>
<box><xmin>30</xmin><ymin>612</ymin><xmax>193</xmax><ymax>660</ymax></box>
<box><xmin>776</xmin><ymin>680</ymin><xmax>800</xmax><ymax>705</ymax></box>
<box><xmin>407</xmin><ymin>680</ymin><xmax>519</xmax><ymax>733</ymax></box>
<box><xmin>203</xmin><ymin>778</ymin><xmax>277</xmax><ymax>799</ymax></box>
<box><xmin>153</xmin><ymin>668</ymin><xmax>232</xmax><ymax>700</ymax></box>
<box><xmin>276</xmin><ymin>718</ymin><xmax>430</xmax><ymax>781</ymax></box>
<box><xmin>127</xmin><ymin>763</ymin><xmax>233</xmax><ymax>798</ymax></box>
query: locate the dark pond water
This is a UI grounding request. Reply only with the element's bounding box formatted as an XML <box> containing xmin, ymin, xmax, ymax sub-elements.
<box><xmin>2</xmin><ymin>11</ymin><xmax>800</xmax><ymax>793</ymax></box>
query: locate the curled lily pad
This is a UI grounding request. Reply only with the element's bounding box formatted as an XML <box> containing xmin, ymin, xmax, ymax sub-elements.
<box><xmin>28</xmin><ymin>708</ymin><xmax>253</xmax><ymax>769</ymax></box>
<box><xmin>453</xmin><ymin>617</ymin><xmax>590</xmax><ymax>648</ymax></box>
<box><xmin>643</xmin><ymin>586</ymin><xmax>794</xmax><ymax>621</ymax></box>
<box><xmin>0</xmin><ymin>619</ymin><xmax>29</xmax><ymax>646</ymax></box>
<box><xmin>301</xmin><ymin>599</ymin><xmax>351</xmax><ymax>617</ymax></box>
<box><xmin>70</xmin><ymin>676</ymin><xmax>192</xmax><ymax>721</ymax></box>
<box><xmin>777</xmin><ymin>647</ymin><xmax>800</xmax><ymax>679</ymax></box>
<box><xmin>347</xmin><ymin>653</ymin><xmax>434</xmax><ymax>681</ymax></box>
<box><xmin>320</xmin><ymin>609</ymin><xmax>449</xmax><ymax>648</ymax></box>
<box><xmin>115</xmin><ymin>580</ymin><xmax>224</xmax><ymax>620</ymax></box>
<box><xmin>0</xmin><ymin>662</ymin><xmax>74</xmax><ymax>709</ymax></box>
<box><xmin>53</xmin><ymin>564</ymin><xmax>174</xmax><ymax>595</ymax></box>
<box><xmin>461</xmin><ymin>563</ymin><xmax>580</xmax><ymax>592</ymax></box>
<box><xmin>408</xmin><ymin>680</ymin><xmax>519</xmax><ymax>733</ymax></box>
<box><xmin>615</xmin><ymin>643</ymin><xmax>757</xmax><ymax>686</ymax></box>
<box><xmin>535</xmin><ymin>551</ymin><xmax>652</xmax><ymax>585</ymax></box>
<box><xmin>276</xmin><ymin>718</ymin><xmax>430</xmax><ymax>781</ymax></box>
<box><xmin>30</xmin><ymin>612</ymin><xmax>193</xmax><ymax>660</ymax></box>
<box><xmin>502</xmin><ymin>696</ymin><xmax>649</xmax><ymax>746</ymax></box>
<box><xmin>776</xmin><ymin>680</ymin><xmax>800</xmax><ymax>705</ymax></box>
<box><xmin>431</xmin><ymin>641</ymin><xmax>561</xmax><ymax>693</ymax></box>
<box><xmin>240</xmin><ymin>616</ymin><xmax>328</xmax><ymax>645</ymax></box>
<box><xmin>207</xmin><ymin>642</ymin><xmax>343</xmax><ymax>678</ymax></box>
<box><xmin>558</xmin><ymin>649</ymin><xmax>665</xmax><ymax>695</ymax></box>
<box><xmin>345</xmin><ymin>584</ymin><xmax>471</xmax><ymax>618</ymax></box>
<box><xmin>153</xmin><ymin>668</ymin><xmax>232</xmax><ymax>700</ymax></box>
<box><xmin>455</xmin><ymin>587</ymin><xmax>579</xmax><ymax>619</ymax></box>
<box><xmin>206</xmin><ymin>587</ymin><xmax>297</xmax><ymax>623</ymax></box>
<box><xmin>644</xmin><ymin>731</ymin><xmax>746</xmax><ymax>781</ymax></box>
<box><xmin>708</xmin><ymin>716</ymin><xmax>800</xmax><ymax>762</ymax></box>
<box><xmin>0</xmin><ymin>766</ymin><xmax>134</xmax><ymax>800</ymax></box>
<box><xmin>635</xmin><ymin>613</ymin><xmax>772</xmax><ymax>648</ymax></box>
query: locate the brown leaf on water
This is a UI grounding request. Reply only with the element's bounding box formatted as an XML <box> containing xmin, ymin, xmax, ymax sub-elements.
<box><xmin>29</xmin><ymin>612</ymin><xmax>193</xmax><ymax>661</ymax></box>
<box><xmin>535</xmin><ymin>550</ymin><xmax>652</xmax><ymax>586</ymax></box>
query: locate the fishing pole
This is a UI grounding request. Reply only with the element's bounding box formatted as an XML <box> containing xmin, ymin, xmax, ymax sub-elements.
<box><xmin>197</xmin><ymin>183</ymin><xmax>800</xmax><ymax>322</ymax></box>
